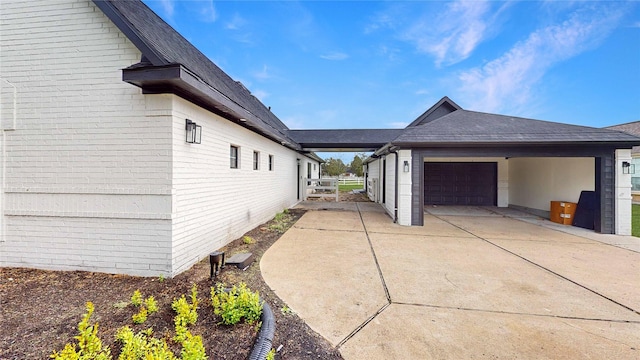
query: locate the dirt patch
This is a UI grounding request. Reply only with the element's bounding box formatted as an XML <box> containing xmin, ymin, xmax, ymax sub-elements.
<box><xmin>0</xmin><ymin>208</ymin><xmax>343</xmax><ymax>360</ymax></box>
<box><xmin>306</xmin><ymin>190</ymin><xmax>370</xmax><ymax>203</ymax></box>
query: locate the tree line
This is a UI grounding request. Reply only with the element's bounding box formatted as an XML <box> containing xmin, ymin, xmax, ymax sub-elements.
<box><xmin>321</xmin><ymin>153</ymin><xmax>368</xmax><ymax>177</ymax></box>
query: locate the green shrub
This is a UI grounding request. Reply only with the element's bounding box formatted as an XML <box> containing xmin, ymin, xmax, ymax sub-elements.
<box><xmin>145</xmin><ymin>296</ymin><xmax>158</xmax><ymax>314</ymax></box>
<box><xmin>115</xmin><ymin>327</ymin><xmax>176</xmax><ymax>360</ymax></box>
<box><xmin>171</xmin><ymin>284</ymin><xmax>199</xmax><ymax>343</ymax></box>
<box><xmin>52</xmin><ymin>288</ymin><xmax>207</xmax><ymax>360</ymax></box>
<box><xmin>242</xmin><ymin>236</ymin><xmax>255</xmax><ymax>244</ymax></box>
<box><xmin>130</xmin><ymin>290</ymin><xmax>143</xmax><ymax>307</ymax></box>
<box><xmin>266</xmin><ymin>349</ymin><xmax>276</xmax><ymax>360</ymax></box>
<box><xmin>50</xmin><ymin>302</ymin><xmax>111</xmax><ymax>360</ymax></box>
<box><xmin>131</xmin><ymin>308</ymin><xmax>147</xmax><ymax>324</ymax></box>
<box><xmin>268</xmin><ymin>210</ymin><xmax>293</xmax><ymax>233</ymax></box>
<box><xmin>210</xmin><ymin>283</ymin><xmax>262</xmax><ymax>325</ymax></box>
<box><xmin>180</xmin><ymin>332</ymin><xmax>206</xmax><ymax>360</ymax></box>
<box><xmin>128</xmin><ymin>292</ymin><xmax>157</xmax><ymax>324</ymax></box>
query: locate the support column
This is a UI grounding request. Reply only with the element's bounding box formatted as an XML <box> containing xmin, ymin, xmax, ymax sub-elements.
<box><xmin>615</xmin><ymin>149</ymin><xmax>632</xmax><ymax>235</ymax></box>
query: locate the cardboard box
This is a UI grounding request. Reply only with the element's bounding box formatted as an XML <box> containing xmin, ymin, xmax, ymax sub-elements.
<box><xmin>550</xmin><ymin>201</ymin><xmax>577</xmax><ymax>225</ymax></box>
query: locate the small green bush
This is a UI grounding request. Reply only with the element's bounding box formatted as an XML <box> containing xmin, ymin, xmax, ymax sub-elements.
<box><xmin>180</xmin><ymin>332</ymin><xmax>206</xmax><ymax>360</ymax></box>
<box><xmin>50</xmin><ymin>302</ymin><xmax>111</xmax><ymax>360</ymax></box>
<box><xmin>210</xmin><ymin>283</ymin><xmax>262</xmax><ymax>325</ymax></box>
<box><xmin>131</xmin><ymin>308</ymin><xmax>148</xmax><ymax>324</ymax></box>
<box><xmin>242</xmin><ymin>236</ymin><xmax>255</xmax><ymax>244</ymax></box>
<box><xmin>51</xmin><ymin>288</ymin><xmax>207</xmax><ymax>360</ymax></box>
<box><xmin>145</xmin><ymin>296</ymin><xmax>158</xmax><ymax>314</ymax></box>
<box><xmin>172</xmin><ymin>284</ymin><xmax>199</xmax><ymax>343</ymax></box>
<box><xmin>266</xmin><ymin>348</ymin><xmax>276</xmax><ymax>360</ymax></box>
<box><xmin>115</xmin><ymin>327</ymin><xmax>176</xmax><ymax>360</ymax></box>
<box><xmin>128</xmin><ymin>291</ymin><xmax>157</xmax><ymax>324</ymax></box>
<box><xmin>130</xmin><ymin>290</ymin><xmax>143</xmax><ymax>307</ymax></box>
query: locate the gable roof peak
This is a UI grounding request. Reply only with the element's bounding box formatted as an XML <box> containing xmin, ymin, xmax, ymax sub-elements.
<box><xmin>406</xmin><ymin>96</ymin><xmax>462</xmax><ymax>128</ymax></box>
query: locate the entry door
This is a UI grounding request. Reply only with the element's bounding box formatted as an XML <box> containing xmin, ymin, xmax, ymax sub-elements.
<box><xmin>424</xmin><ymin>162</ymin><xmax>497</xmax><ymax>206</ymax></box>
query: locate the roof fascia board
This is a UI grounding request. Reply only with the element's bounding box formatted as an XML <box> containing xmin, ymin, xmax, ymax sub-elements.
<box><xmin>123</xmin><ymin>64</ymin><xmax>301</xmax><ymax>150</ymax></box>
<box><xmin>392</xmin><ymin>141</ymin><xmax>639</xmax><ymax>148</ymax></box>
<box><xmin>92</xmin><ymin>0</ymin><xmax>168</xmax><ymax>66</ymax></box>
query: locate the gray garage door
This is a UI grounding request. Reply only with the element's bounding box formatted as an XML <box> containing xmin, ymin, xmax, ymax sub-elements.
<box><xmin>424</xmin><ymin>162</ymin><xmax>497</xmax><ymax>206</ymax></box>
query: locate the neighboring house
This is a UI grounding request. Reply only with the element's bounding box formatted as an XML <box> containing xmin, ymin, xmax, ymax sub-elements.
<box><xmin>1</xmin><ymin>0</ymin><xmax>638</xmax><ymax>278</ymax></box>
<box><xmin>605</xmin><ymin>121</ymin><xmax>640</xmax><ymax>202</ymax></box>
<box><xmin>0</xmin><ymin>0</ymin><xmax>321</xmax><ymax>277</ymax></box>
<box><xmin>290</xmin><ymin>97</ymin><xmax>640</xmax><ymax>235</ymax></box>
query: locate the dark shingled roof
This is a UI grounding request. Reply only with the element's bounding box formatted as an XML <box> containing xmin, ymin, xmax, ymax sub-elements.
<box><xmin>289</xmin><ymin>129</ymin><xmax>404</xmax><ymax>151</ymax></box>
<box><xmin>393</xmin><ymin>108</ymin><xmax>640</xmax><ymax>146</ymax></box>
<box><xmin>605</xmin><ymin>121</ymin><xmax>640</xmax><ymax>154</ymax></box>
<box><xmin>91</xmin><ymin>2</ymin><xmax>640</xmax><ymax>152</ymax></box>
<box><xmin>93</xmin><ymin>0</ymin><xmax>298</xmax><ymax>148</ymax></box>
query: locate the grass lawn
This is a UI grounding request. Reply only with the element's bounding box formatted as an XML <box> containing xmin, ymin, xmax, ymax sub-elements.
<box><xmin>339</xmin><ymin>183</ymin><xmax>364</xmax><ymax>192</ymax></box>
<box><xmin>633</xmin><ymin>204</ymin><xmax>640</xmax><ymax>237</ymax></box>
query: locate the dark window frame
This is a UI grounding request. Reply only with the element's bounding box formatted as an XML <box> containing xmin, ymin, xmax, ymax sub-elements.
<box><xmin>230</xmin><ymin>145</ymin><xmax>239</xmax><ymax>169</ymax></box>
<box><xmin>253</xmin><ymin>151</ymin><xmax>260</xmax><ymax>170</ymax></box>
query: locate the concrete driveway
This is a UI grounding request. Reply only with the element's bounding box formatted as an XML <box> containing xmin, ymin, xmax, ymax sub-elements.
<box><xmin>261</xmin><ymin>203</ymin><xmax>640</xmax><ymax>359</ymax></box>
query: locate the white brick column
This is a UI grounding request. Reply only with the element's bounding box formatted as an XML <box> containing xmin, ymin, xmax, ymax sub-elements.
<box><xmin>615</xmin><ymin>149</ymin><xmax>632</xmax><ymax>235</ymax></box>
<box><xmin>397</xmin><ymin>149</ymin><xmax>412</xmax><ymax>226</ymax></box>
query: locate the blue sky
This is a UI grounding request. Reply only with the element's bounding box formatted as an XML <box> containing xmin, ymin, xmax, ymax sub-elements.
<box><xmin>143</xmin><ymin>0</ymin><xmax>639</xmax><ymax>135</ymax></box>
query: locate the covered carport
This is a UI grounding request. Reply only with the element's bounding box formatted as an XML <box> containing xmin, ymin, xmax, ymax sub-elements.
<box><xmin>289</xmin><ymin>96</ymin><xmax>640</xmax><ymax>235</ymax></box>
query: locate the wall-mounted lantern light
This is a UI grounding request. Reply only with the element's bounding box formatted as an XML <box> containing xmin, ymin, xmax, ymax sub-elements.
<box><xmin>622</xmin><ymin>161</ymin><xmax>635</xmax><ymax>174</ymax></box>
<box><xmin>403</xmin><ymin>160</ymin><xmax>410</xmax><ymax>172</ymax></box>
<box><xmin>185</xmin><ymin>119</ymin><xmax>202</xmax><ymax>144</ymax></box>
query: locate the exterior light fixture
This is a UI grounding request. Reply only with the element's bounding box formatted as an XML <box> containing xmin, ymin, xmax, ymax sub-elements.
<box><xmin>185</xmin><ymin>119</ymin><xmax>201</xmax><ymax>144</ymax></box>
<box><xmin>622</xmin><ymin>161</ymin><xmax>635</xmax><ymax>174</ymax></box>
<box><xmin>403</xmin><ymin>160</ymin><xmax>410</xmax><ymax>172</ymax></box>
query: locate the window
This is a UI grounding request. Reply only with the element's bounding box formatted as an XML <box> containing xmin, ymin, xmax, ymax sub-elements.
<box><xmin>253</xmin><ymin>151</ymin><xmax>260</xmax><ymax>170</ymax></box>
<box><xmin>307</xmin><ymin>162</ymin><xmax>312</xmax><ymax>178</ymax></box>
<box><xmin>632</xmin><ymin>157</ymin><xmax>640</xmax><ymax>191</ymax></box>
<box><xmin>269</xmin><ymin>155</ymin><xmax>274</xmax><ymax>171</ymax></box>
<box><xmin>230</xmin><ymin>145</ymin><xmax>239</xmax><ymax>169</ymax></box>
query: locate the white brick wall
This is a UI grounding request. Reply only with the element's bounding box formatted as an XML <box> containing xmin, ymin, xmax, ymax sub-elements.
<box><xmin>615</xmin><ymin>149</ymin><xmax>632</xmax><ymax>235</ymax></box>
<box><xmin>383</xmin><ymin>153</ymin><xmax>396</xmax><ymax>216</ymax></box>
<box><xmin>396</xmin><ymin>150</ymin><xmax>412</xmax><ymax>226</ymax></box>
<box><xmin>168</xmin><ymin>96</ymin><xmax>304</xmax><ymax>275</ymax></box>
<box><xmin>0</xmin><ymin>0</ymin><xmax>173</xmax><ymax>276</ymax></box>
<box><xmin>0</xmin><ymin>0</ymin><xmax>318</xmax><ymax>276</ymax></box>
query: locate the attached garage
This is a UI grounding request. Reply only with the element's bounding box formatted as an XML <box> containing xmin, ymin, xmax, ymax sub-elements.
<box><xmin>364</xmin><ymin>97</ymin><xmax>640</xmax><ymax>235</ymax></box>
<box><xmin>424</xmin><ymin>162</ymin><xmax>497</xmax><ymax>206</ymax></box>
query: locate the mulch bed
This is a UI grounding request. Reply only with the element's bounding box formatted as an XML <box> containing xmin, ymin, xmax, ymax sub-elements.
<box><xmin>0</xmin><ymin>207</ymin><xmax>344</xmax><ymax>360</ymax></box>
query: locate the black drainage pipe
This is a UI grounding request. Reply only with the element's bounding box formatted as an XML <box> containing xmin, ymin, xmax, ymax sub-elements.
<box><xmin>249</xmin><ymin>301</ymin><xmax>275</xmax><ymax>360</ymax></box>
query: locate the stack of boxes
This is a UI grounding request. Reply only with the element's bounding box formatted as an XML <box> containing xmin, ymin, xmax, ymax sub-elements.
<box><xmin>550</xmin><ymin>201</ymin><xmax>577</xmax><ymax>225</ymax></box>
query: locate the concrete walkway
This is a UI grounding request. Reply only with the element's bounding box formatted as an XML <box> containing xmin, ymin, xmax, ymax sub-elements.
<box><xmin>261</xmin><ymin>203</ymin><xmax>640</xmax><ymax>359</ymax></box>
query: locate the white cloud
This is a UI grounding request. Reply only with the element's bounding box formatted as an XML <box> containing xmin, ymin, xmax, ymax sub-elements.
<box><xmin>456</xmin><ymin>4</ymin><xmax>625</xmax><ymax>114</ymax></box>
<box><xmin>158</xmin><ymin>0</ymin><xmax>175</xmax><ymax>19</ymax></box>
<box><xmin>226</xmin><ymin>13</ymin><xmax>246</xmax><ymax>30</ymax></box>
<box><xmin>251</xmin><ymin>89</ymin><xmax>269</xmax><ymax>102</ymax></box>
<box><xmin>402</xmin><ymin>1</ymin><xmax>494</xmax><ymax>66</ymax></box>
<box><xmin>199</xmin><ymin>0</ymin><xmax>217</xmax><ymax>23</ymax></box>
<box><xmin>281</xmin><ymin>115</ymin><xmax>306</xmax><ymax>129</ymax></box>
<box><xmin>388</xmin><ymin>121</ymin><xmax>409</xmax><ymax>128</ymax></box>
<box><xmin>253</xmin><ymin>65</ymin><xmax>272</xmax><ymax>81</ymax></box>
<box><xmin>320</xmin><ymin>52</ymin><xmax>349</xmax><ymax>61</ymax></box>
